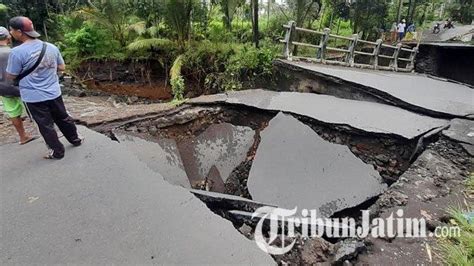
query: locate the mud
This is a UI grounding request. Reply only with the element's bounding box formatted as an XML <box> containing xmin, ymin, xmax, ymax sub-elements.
<box><xmin>84</xmin><ymin>81</ymin><xmax>172</xmax><ymax>100</ymax></box>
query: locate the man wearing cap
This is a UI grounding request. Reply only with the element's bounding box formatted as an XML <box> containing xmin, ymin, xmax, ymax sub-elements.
<box><xmin>0</xmin><ymin>26</ymin><xmax>35</xmax><ymax>145</ymax></box>
<box><xmin>397</xmin><ymin>19</ymin><xmax>406</xmax><ymax>42</ymax></box>
<box><xmin>6</xmin><ymin>16</ymin><xmax>83</xmax><ymax>159</ymax></box>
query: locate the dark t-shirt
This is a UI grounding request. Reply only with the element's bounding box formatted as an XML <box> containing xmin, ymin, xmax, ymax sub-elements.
<box><xmin>0</xmin><ymin>45</ymin><xmax>11</xmax><ymax>83</ymax></box>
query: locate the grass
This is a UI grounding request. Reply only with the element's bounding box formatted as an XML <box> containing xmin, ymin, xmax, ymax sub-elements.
<box><xmin>437</xmin><ymin>173</ymin><xmax>474</xmax><ymax>265</ymax></box>
<box><xmin>169</xmin><ymin>98</ymin><xmax>188</xmax><ymax>107</ymax></box>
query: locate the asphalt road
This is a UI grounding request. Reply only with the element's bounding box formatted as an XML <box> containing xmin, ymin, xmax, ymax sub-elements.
<box><xmin>0</xmin><ymin>126</ymin><xmax>273</xmax><ymax>264</ymax></box>
<box><xmin>279</xmin><ymin>60</ymin><xmax>473</xmax><ymax>118</ymax></box>
<box><xmin>189</xmin><ymin>89</ymin><xmax>448</xmax><ymax>139</ymax></box>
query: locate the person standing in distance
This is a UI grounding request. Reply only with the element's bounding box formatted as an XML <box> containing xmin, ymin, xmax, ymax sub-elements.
<box><xmin>6</xmin><ymin>16</ymin><xmax>83</xmax><ymax>159</ymax></box>
<box><xmin>0</xmin><ymin>26</ymin><xmax>35</xmax><ymax>145</ymax></box>
<box><xmin>397</xmin><ymin>19</ymin><xmax>406</xmax><ymax>42</ymax></box>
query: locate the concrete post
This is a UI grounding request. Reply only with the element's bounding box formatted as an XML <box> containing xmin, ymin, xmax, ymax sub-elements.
<box><xmin>407</xmin><ymin>47</ymin><xmax>418</xmax><ymax>71</ymax></box>
<box><xmin>319</xmin><ymin>28</ymin><xmax>331</xmax><ymax>63</ymax></box>
<box><xmin>346</xmin><ymin>34</ymin><xmax>359</xmax><ymax>67</ymax></box>
<box><xmin>391</xmin><ymin>43</ymin><xmax>403</xmax><ymax>71</ymax></box>
<box><xmin>283</xmin><ymin>21</ymin><xmax>296</xmax><ymax>59</ymax></box>
<box><xmin>372</xmin><ymin>39</ymin><xmax>383</xmax><ymax>70</ymax></box>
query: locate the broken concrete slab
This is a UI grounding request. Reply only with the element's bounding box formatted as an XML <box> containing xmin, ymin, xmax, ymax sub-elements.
<box><xmin>189</xmin><ymin>89</ymin><xmax>447</xmax><ymax>139</ymax></box>
<box><xmin>422</xmin><ymin>24</ymin><xmax>474</xmax><ymax>43</ymax></box>
<box><xmin>276</xmin><ymin>59</ymin><xmax>473</xmax><ymax>118</ymax></box>
<box><xmin>247</xmin><ymin>113</ymin><xmax>387</xmax><ymax>217</ymax></box>
<box><xmin>461</xmin><ymin>143</ymin><xmax>474</xmax><ymax>156</ymax></box>
<box><xmin>178</xmin><ymin>123</ymin><xmax>255</xmax><ymax>191</ymax></box>
<box><xmin>0</xmin><ymin>126</ymin><xmax>273</xmax><ymax>264</ymax></box>
<box><xmin>442</xmin><ymin>118</ymin><xmax>474</xmax><ymax>145</ymax></box>
<box><xmin>115</xmin><ymin>133</ymin><xmax>190</xmax><ymax>188</ymax></box>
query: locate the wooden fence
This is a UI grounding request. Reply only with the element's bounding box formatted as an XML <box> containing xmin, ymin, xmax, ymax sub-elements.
<box><xmin>281</xmin><ymin>21</ymin><xmax>420</xmax><ymax>72</ymax></box>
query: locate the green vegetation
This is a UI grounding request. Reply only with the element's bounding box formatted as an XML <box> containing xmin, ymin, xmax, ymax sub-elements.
<box><xmin>2</xmin><ymin>0</ymin><xmax>472</xmax><ymax>100</ymax></box>
<box><xmin>437</xmin><ymin>173</ymin><xmax>474</xmax><ymax>265</ymax></box>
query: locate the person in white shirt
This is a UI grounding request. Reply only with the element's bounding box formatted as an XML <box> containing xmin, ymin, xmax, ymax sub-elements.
<box><xmin>397</xmin><ymin>19</ymin><xmax>406</xmax><ymax>41</ymax></box>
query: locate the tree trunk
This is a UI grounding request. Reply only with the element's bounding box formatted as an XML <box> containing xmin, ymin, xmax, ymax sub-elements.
<box><xmin>252</xmin><ymin>0</ymin><xmax>259</xmax><ymax>48</ymax></box>
<box><xmin>409</xmin><ymin>0</ymin><xmax>417</xmax><ymax>23</ymax></box>
<box><xmin>396</xmin><ymin>0</ymin><xmax>403</xmax><ymax>22</ymax></box>
<box><xmin>267</xmin><ymin>0</ymin><xmax>270</xmax><ymax>28</ymax></box>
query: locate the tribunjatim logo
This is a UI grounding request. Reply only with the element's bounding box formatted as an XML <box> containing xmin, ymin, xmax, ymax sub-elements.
<box><xmin>251</xmin><ymin>206</ymin><xmax>461</xmax><ymax>255</ymax></box>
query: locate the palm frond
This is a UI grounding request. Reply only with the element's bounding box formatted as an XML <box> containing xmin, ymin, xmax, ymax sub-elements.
<box><xmin>127</xmin><ymin>38</ymin><xmax>175</xmax><ymax>52</ymax></box>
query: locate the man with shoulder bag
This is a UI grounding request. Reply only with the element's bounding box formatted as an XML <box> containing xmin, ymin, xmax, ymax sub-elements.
<box><xmin>6</xmin><ymin>17</ymin><xmax>83</xmax><ymax>159</ymax></box>
<box><xmin>0</xmin><ymin>26</ymin><xmax>35</xmax><ymax>145</ymax></box>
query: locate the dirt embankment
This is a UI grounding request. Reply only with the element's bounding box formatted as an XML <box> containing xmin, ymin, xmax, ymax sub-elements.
<box><xmin>73</xmin><ymin>59</ymin><xmax>172</xmax><ymax>100</ymax></box>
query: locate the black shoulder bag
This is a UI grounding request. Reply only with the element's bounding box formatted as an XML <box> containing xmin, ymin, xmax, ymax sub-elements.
<box><xmin>0</xmin><ymin>42</ymin><xmax>47</xmax><ymax>97</ymax></box>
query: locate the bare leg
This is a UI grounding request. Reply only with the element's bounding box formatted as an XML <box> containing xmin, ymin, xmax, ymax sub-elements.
<box><xmin>11</xmin><ymin>117</ymin><xmax>32</xmax><ymax>144</ymax></box>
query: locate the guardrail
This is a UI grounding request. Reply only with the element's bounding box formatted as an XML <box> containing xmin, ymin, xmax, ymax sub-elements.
<box><xmin>281</xmin><ymin>21</ymin><xmax>419</xmax><ymax>72</ymax></box>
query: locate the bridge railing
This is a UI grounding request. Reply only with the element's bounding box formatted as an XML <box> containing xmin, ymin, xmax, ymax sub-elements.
<box><xmin>281</xmin><ymin>21</ymin><xmax>418</xmax><ymax>72</ymax></box>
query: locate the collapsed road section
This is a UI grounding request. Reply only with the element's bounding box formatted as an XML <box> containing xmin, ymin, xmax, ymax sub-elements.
<box><xmin>2</xmin><ymin>87</ymin><xmax>471</xmax><ymax>264</ymax></box>
<box><xmin>104</xmin><ymin>89</ymin><xmax>471</xmax><ymax>264</ymax></box>
<box><xmin>188</xmin><ymin>89</ymin><xmax>448</xmax><ymax>139</ymax></box>
<box><xmin>274</xmin><ymin>59</ymin><xmax>474</xmax><ymax>119</ymax></box>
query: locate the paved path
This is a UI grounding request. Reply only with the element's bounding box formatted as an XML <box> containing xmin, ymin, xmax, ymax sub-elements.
<box><xmin>189</xmin><ymin>89</ymin><xmax>447</xmax><ymax>139</ymax></box>
<box><xmin>0</xmin><ymin>96</ymin><xmax>174</xmax><ymax>145</ymax></box>
<box><xmin>421</xmin><ymin>24</ymin><xmax>474</xmax><ymax>42</ymax></box>
<box><xmin>0</xmin><ymin>126</ymin><xmax>273</xmax><ymax>264</ymax></box>
<box><xmin>278</xmin><ymin>59</ymin><xmax>473</xmax><ymax>118</ymax></box>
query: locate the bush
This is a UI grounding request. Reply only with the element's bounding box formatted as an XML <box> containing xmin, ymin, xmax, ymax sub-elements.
<box><xmin>127</xmin><ymin>38</ymin><xmax>178</xmax><ymax>61</ymax></box>
<box><xmin>221</xmin><ymin>43</ymin><xmax>278</xmax><ymax>90</ymax></box>
<box><xmin>183</xmin><ymin>41</ymin><xmax>237</xmax><ymax>81</ymax></box>
<box><xmin>170</xmin><ymin>55</ymin><xmax>185</xmax><ymax>100</ymax></box>
<box><xmin>180</xmin><ymin>41</ymin><xmax>278</xmax><ymax>92</ymax></box>
<box><xmin>59</xmin><ymin>21</ymin><xmax>122</xmax><ymax>68</ymax></box>
<box><xmin>206</xmin><ymin>20</ymin><xmax>234</xmax><ymax>42</ymax></box>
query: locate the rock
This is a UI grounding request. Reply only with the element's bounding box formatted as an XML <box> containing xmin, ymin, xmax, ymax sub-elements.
<box><xmin>389</xmin><ymin>159</ymin><xmax>397</xmax><ymax>167</ymax></box>
<box><xmin>238</xmin><ymin>224</ymin><xmax>253</xmax><ymax>238</ymax></box>
<box><xmin>333</xmin><ymin>239</ymin><xmax>366</xmax><ymax>263</ymax></box>
<box><xmin>127</xmin><ymin>96</ymin><xmax>139</xmax><ymax>104</ymax></box>
<box><xmin>63</xmin><ymin>76</ymin><xmax>72</xmax><ymax>85</ymax></box>
<box><xmin>378</xmin><ymin>190</ymin><xmax>408</xmax><ymax>207</ymax></box>
<box><xmin>149</xmin><ymin>126</ymin><xmax>158</xmax><ymax>135</ymax></box>
<box><xmin>350</xmin><ymin>146</ymin><xmax>359</xmax><ymax>154</ymax></box>
<box><xmin>301</xmin><ymin>237</ymin><xmax>334</xmax><ymax>264</ymax></box>
<box><xmin>375</xmin><ymin>154</ymin><xmax>390</xmax><ymax>164</ymax></box>
<box><xmin>126</xmin><ymin>126</ymin><xmax>138</xmax><ymax>132</ymax></box>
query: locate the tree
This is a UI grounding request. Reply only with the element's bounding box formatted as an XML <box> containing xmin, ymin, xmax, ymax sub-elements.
<box><xmin>348</xmin><ymin>0</ymin><xmax>389</xmax><ymax>39</ymax></box>
<box><xmin>447</xmin><ymin>0</ymin><xmax>474</xmax><ymax>24</ymax></box>
<box><xmin>165</xmin><ymin>0</ymin><xmax>197</xmax><ymax>47</ymax></box>
<box><xmin>0</xmin><ymin>4</ymin><xmax>8</xmax><ymax>26</ymax></box>
<box><xmin>213</xmin><ymin>0</ymin><xmax>245</xmax><ymax>31</ymax></box>
<box><xmin>251</xmin><ymin>0</ymin><xmax>259</xmax><ymax>47</ymax></box>
<box><xmin>74</xmin><ymin>1</ymin><xmax>132</xmax><ymax>47</ymax></box>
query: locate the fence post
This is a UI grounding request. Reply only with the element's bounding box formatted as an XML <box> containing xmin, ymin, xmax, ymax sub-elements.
<box><xmin>283</xmin><ymin>21</ymin><xmax>296</xmax><ymax>60</ymax></box>
<box><xmin>318</xmin><ymin>28</ymin><xmax>330</xmax><ymax>63</ymax></box>
<box><xmin>391</xmin><ymin>43</ymin><xmax>402</xmax><ymax>71</ymax></box>
<box><xmin>372</xmin><ymin>39</ymin><xmax>383</xmax><ymax>70</ymax></box>
<box><xmin>346</xmin><ymin>34</ymin><xmax>358</xmax><ymax>67</ymax></box>
<box><xmin>407</xmin><ymin>47</ymin><xmax>418</xmax><ymax>71</ymax></box>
